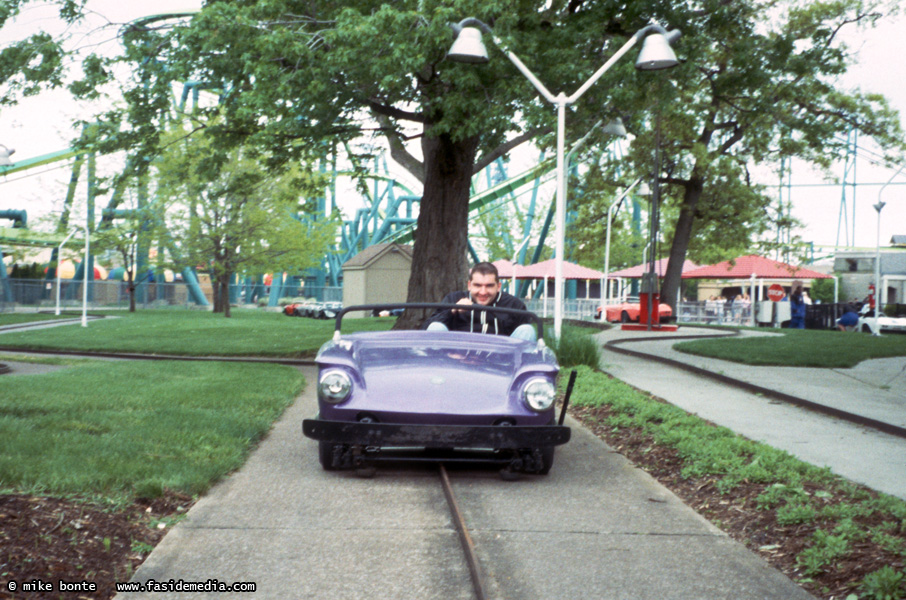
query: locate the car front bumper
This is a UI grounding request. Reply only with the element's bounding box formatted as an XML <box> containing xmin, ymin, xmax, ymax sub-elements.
<box><xmin>303</xmin><ymin>419</ymin><xmax>570</xmax><ymax>449</ymax></box>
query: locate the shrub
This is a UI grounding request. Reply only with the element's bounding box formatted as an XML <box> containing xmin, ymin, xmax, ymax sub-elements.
<box><xmin>546</xmin><ymin>327</ymin><xmax>602</xmax><ymax>369</ymax></box>
<box><xmin>859</xmin><ymin>566</ymin><xmax>905</xmax><ymax>600</ymax></box>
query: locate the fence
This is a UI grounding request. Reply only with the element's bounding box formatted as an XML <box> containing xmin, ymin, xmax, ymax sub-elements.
<box><xmin>676</xmin><ymin>301</ymin><xmax>753</xmax><ymax>326</ymax></box>
<box><xmin>0</xmin><ymin>278</ymin><xmax>343</xmax><ymax>312</ymax></box>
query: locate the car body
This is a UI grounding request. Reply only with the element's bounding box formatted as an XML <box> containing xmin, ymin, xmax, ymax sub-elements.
<box><xmin>302</xmin><ymin>303</ymin><xmax>570</xmax><ymax>475</ymax></box>
<box><xmin>283</xmin><ymin>299</ymin><xmax>342</xmax><ymax>319</ymax></box>
<box><xmin>858</xmin><ymin>310</ymin><xmax>906</xmax><ymax>334</ymax></box>
<box><xmin>595</xmin><ymin>299</ymin><xmax>674</xmax><ymax>323</ymax></box>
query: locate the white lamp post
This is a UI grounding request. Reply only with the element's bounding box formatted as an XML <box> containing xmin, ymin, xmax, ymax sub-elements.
<box><xmin>602</xmin><ymin>177</ymin><xmax>644</xmax><ymax>314</ymax></box>
<box><xmin>55</xmin><ymin>225</ymin><xmax>83</xmax><ymax>316</ymax></box>
<box><xmin>448</xmin><ymin>19</ymin><xmax>681</xmax><ymax>339</ymax></box>
<box><xmin>872</xmin><ymin>200</ymin><xmax>884</xmax><ymax>336</ymax></box>
<box><xmin>873</xmin><ymin>164</ymin><xmax>905</xmax><ymax>336</ymax></box>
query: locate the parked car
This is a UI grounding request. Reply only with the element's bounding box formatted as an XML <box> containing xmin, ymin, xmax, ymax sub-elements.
<box><xmin>858</xmin><ymin>308</ymin><xmax>906</xmax><ymax>334</ymax></box>
<box><xmin>283</xmin><ymin>298</ymin><xmax>319</xmax><ymax>317</ymax></box>
<box><xmin>595</xmin><ymin>298</ymin><xmax>674</xmax><ymax>323</ymax></box>
<box><xmin>302</xmin><ymin>303</ymin><xmax>571</xmax><ymax>476</ymax></box>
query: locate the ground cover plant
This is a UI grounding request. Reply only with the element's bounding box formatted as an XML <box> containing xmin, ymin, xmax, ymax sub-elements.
<box><xmin>673</xmin><ymin>328</ymin><xmax>906</xmax><ymax>368</ymax></box>
<box><xmin>0</xmin><ymin>358</ymin><xmax>305</xmax><ymax>598</ymax></box>
<box><xmin>0</xmin><ymin>308</ymin><xmax>394</xmax><ymax>357</ymax></box>
<box><xmin>564</xmin><ymin>365</ymin><xmax>906</xmax><ymax>600</ymax></box>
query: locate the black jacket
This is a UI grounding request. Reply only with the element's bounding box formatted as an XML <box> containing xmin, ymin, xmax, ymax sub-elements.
<box><xmin>425</xmin><ymin>291</ymin><xmax>531</xmax><ymax>336</ymax></box>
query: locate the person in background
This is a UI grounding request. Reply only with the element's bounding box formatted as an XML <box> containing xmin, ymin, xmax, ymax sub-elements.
<box><xmin>789</xmin><ymin>282</ymin><xmax>807</xmax><ymax>329</ymax></box>
<box><xmin>425</xmin><ymin>262</ymin><xmax>537</xmax><ymax>342</ymax></box>
<box><xmin>836</xmin><ymin>304</ymin><xmax>860</xmax><ymax>332</ymax></box>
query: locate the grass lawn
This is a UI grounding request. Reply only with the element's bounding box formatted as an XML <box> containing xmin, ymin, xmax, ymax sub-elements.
<box><xmin>0</xmin><ymin>308</ymin><xmax>394</xmax><ymax>357</ymax></box>
<box><xmin>0</xmin><ymin>313</ymin><xmax>80</xmax><ymax>326</ymax></box>
<box><xmin>674</xmin><ymin>328</ymin><xmax>906</xmax><ymax>368</ymax></box>
<box><xmin>0</xmin><ymin>358</ymin><xmax>304</xmax><ymax>502</ymax></box>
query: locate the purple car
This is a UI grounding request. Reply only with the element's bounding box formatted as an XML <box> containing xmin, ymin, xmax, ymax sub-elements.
<box><xmin>302</xmin><ymin>303</ymin><xmax>571</xmax><ymax>476</ymax></box>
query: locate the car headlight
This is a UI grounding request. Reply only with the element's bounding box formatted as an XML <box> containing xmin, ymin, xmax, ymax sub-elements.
<box><xmin>319</xmin><ymin>370</ymin><xmax>352</xmax><ymax>403</ymax></box>
<box><xmin>523</xmin><ymin>377</ymin><xmax>555</xmax><ymax>412</ymax></box>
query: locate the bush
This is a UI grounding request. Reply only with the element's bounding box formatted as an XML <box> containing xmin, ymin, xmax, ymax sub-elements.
<box><xmin>545</xmin><ymin>327</ymin><xmax>602</xmax><ymax>368</ymax></box>
<box><xmin>859</xmin><ymin>566</ymin><xmax>905</xmax><ymax>600</ymax></box>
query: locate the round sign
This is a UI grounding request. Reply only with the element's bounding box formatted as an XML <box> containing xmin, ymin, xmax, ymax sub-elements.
<box><xmin>767</xmin><ymin>284</ymin><xmax>785</xmax><ymax>302</ymax></box>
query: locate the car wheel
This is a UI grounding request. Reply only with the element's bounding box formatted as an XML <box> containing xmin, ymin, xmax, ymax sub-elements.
<box><xmin>538</xmin><ymin>446</ymin><xmax>555</xmax><ymax>475</ymax></box>
<box><xmin>319</xmin><ymin>441</ymin><xmax>340</xmax><ymax>471</ymax></box>
<box><xmin>620</xmin><ymin>311</ymin><xmax>631</xmax><ymax>323</ymax></box>
<box><xmin>862</xmin><ymin>324</ymin><xmax>873</xmax><ymax>333</ymax></box>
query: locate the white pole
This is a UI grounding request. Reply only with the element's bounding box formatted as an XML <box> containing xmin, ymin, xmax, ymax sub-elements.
<box><xmin>873</xmin><ymin>201</ymin><xmax>884</xmax><ymax>336</ymax></box>
<box><xmin>55</xmin><ymin>227</ymin><xmax>79</xmax><ymax>316</ymax></box>
<box><xmin>82</xmin><ymin>211</ymin><xmax>89</xmax><ymax>327</ymax></box>
<box><xmin>554</xmin><ymin>97</ymin><xmax>567</xmax><ymax>339</ymax></box>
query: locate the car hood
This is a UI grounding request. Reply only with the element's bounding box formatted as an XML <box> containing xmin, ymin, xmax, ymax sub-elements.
<box><xmin>316</xmin><ymin>331</ymin><xmax>557</xmax><ymax>410</ymax></box>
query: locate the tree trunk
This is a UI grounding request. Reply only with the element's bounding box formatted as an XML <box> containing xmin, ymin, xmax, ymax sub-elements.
<box><xmin>127</xmin><ymin>272</ymin><xmax>136</xmax><ymax>313</ymax></box>
<box><xmin>222</xmin><ymin>276</ymin><xmax>232</xmax><ymax>318</ymax></box>
<box><xmin>394</xmin><ymin>131</ymin><xmax>480</xmax><ymax>330</ymax></box>
<box><xmin>660</xmin><ymin>175</ymin><xmax>704</xmax><ymax>309</ymax></box>
<box><xmin>212</xmin><ymin>277</ymin><xmax>224</xmax><ymax>314</ymax></box>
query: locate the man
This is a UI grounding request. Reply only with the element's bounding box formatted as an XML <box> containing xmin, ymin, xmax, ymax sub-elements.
<box><xmin>425</xmin><ymin>262</ymin><xmax>537</xmax><ymax>341</ymax></box>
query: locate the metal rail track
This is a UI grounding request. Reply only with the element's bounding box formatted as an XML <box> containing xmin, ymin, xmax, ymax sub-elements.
<box><xmin>439</xmin><ymin>464</ymin><xmax>488</xmax><ymax>600</ymax></box>
<box><xmin>604</xmin><ymin>331</ymin><xmax>906</xmax><ymax>440</ymax></box>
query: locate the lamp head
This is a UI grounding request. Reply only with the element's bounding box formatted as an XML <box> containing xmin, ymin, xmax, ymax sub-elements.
<box><xmin>637</xmin><ymin>182</ymin><xmax>652</xmax><ymax>196</ymax></box>
<box><xmin>635</xmin><ymin>31</ymin><xmax>679</xmax><ymax>70</ymax></box>
<box><xmin>601</xmin><ymin>117</ymin><xmax>628</xmax><ymax>138</ymax></box>
<box><xmin>447</xmin><ymin>27</ymin><xmax>489</xmax><ymax>64</ymax></box>
<box><xmin>0</xmin><ymin>145</ymin><xmax>15</xmax><ymax>167</ymax></box>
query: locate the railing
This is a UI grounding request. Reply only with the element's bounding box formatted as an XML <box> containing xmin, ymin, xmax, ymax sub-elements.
<box><xmin>0</xmin><ymin>278</ymin><xmax>343</xmax><ymax>312</ymax></box>
<box><xmin>676</xmin><ymin>301</ymin><xmax>752</xmax><ymax>326</ymax></box>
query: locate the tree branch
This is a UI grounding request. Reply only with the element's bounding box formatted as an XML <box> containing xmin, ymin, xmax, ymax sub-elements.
<box><xmin>372</xmin><ymin>111</ymin><xmax>425</xmax><ymax>184</ymax></box>
<box><xmin>367</xmin><ymin>99</ymin><xmax>427</xmax><ymax>124</ymax></box>
<box><xmin>472</xmin><ymin>128</ymin><xmax>549</xmax><ymax>174</ymax></box>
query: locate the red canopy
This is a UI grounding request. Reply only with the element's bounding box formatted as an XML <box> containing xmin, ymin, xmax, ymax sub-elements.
<box><xmin>493</xmin><ymin>258</ymin><xmax>604</xmax><ymax>280</ymax></box>
<box><xmin>608</xmin><ymin>258</ymin><xmax>699</xmax><ymax>279</ymax></box>
<box><xmin>681</xmin><ymin>255</ymin><xmax>832</xmax><ymax>280</ymax></box>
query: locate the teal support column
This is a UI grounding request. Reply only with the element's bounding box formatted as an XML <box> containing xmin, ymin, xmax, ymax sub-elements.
<box><xmin>0</xmin><ymin>247</ymin><xmax>12</xmax><ymax>303</ymax></box>
<box><xmin>229</xmin><ymin>273</ymin><xmax>241</xmax><ymax>304</ymax></box>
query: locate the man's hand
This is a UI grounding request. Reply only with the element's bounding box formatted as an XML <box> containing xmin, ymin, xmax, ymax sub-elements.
<box><xmin>452</xmin><ymin>297</ymin><xmax>473</xmax><ymax>314</ymax></box>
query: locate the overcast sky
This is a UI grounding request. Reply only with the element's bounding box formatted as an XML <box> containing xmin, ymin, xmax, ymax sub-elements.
<box><xmin>1</xmin><ymin>1</ymin><xmax>904</xmax><ymax>259</ymax></box>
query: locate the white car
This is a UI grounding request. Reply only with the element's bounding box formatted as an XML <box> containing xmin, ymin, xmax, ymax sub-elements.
<box><xmin>857</xmin><ymin>309</ymin><xmax>906</xmax><ymax>334</ymax></box>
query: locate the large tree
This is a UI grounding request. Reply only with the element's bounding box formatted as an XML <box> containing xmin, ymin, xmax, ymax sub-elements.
<box><xmin>73</xmin><ymin>0</ymin><xmax>695</xmax><ymax>327</ymax></box>
<box><xmin>601</xmin><ymin>0</ymin><xmax>904</xmax><ymax>305</ymax></box>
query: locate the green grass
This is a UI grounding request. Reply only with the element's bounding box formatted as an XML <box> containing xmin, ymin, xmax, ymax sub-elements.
<box><xmin>0</xmin><ymin>309</ymin><xmax>394</xmax><ymax>357</ymax></box>
<box><xmin>0</xmin><ymin>359</ymin><xmax>304</xmax><ymax>502</ymax></box>
<box><xmin>0</xmin><ymin>312</ymin><xmax>79</xmax><ymax>326</ymax></box>
<box><xmin>674</xmin><ymin>329</ymin><xmax>906</xmax><ymax>368</ymax></box>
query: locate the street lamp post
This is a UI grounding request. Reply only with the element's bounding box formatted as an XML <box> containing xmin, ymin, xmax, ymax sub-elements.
<box><xmin>602</xmin><ymin>177</ymin><xmax>644</xmax><ymax>314</ymax></box>
<box><xmin>873</xmin><ymin>164</ymin><xmax>905</xmax><ymax>336</ymax></box>
<box><xmin>448</xmin><ymin>19</ymin><xmax>681</xmax><ymax>338</ymax></box>
<box><xmin>55</xmin><ymin>225</ymin><xmax>83</xmax><ymax>316</ymax></box>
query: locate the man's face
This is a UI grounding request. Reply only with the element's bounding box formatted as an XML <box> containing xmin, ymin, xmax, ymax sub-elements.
<box><xmin>467</xmin><ymin>272</ymin><xmax>501</xmax><ymax>305</ymax></box>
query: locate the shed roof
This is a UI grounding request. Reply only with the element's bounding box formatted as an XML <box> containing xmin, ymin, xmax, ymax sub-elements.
<box><xmin>682</xmin><ymin>254</ymin><xmax>832</xmax><ymax>279</ymax></box>
<box><xmin>342</xmin><ymin>243</ymin><xmax>413</xmax><ymax>269</ymax></box>
<box><xmin>608</xmin><ymin>257</ymin><xmax>699</xmax><ymax>279</ymax></box>
<box><xmin>493</xmin><ymin>258</ymin><xmax>605</xmax><ymax>280</ymax></box>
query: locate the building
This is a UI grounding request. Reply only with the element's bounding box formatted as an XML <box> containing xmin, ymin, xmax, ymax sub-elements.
<box><xmin>341</xmin><ymin>243</ymin><xmax>413</xmax><ymax>316</ymax></box>
<box><xmin>833</xmin><ymin>242</ymin><xmax>906</xmax><ymax>306</ymax></box>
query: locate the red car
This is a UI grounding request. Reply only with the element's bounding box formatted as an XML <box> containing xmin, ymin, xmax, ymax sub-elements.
<box><xmin>595</xmin><ymin>299</ymin><xmax>673</xmax><ymax>323</ymax></box>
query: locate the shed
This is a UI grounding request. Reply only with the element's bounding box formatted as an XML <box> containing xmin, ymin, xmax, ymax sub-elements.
<box><xmin>342</xmin><ymin>243</ymin><xmax>413</xmax><ymax>316</ymax></box>
<box><xmin>682</xmin><ymin>254</ymin><xmax>832</xmax><ymax>302</ymax></box>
